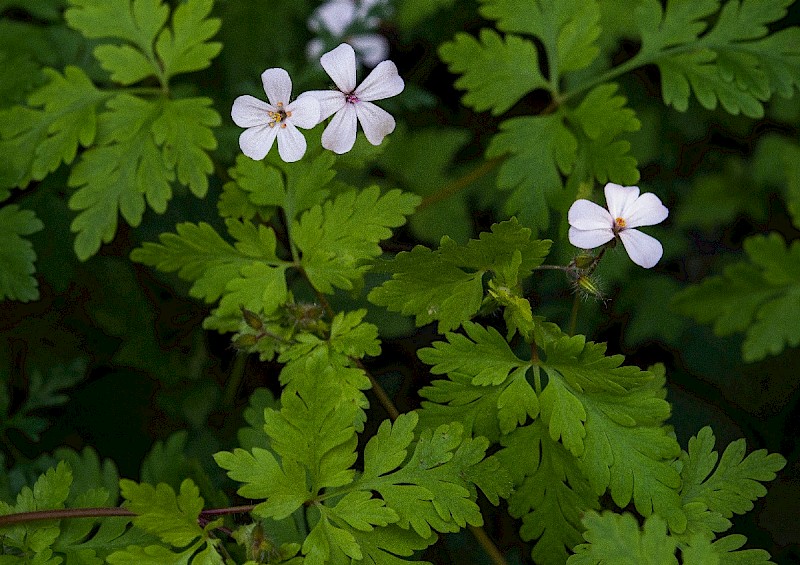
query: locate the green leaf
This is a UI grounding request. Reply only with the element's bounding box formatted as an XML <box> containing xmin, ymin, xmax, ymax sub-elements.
<box><xmin>709</xmin><ymin>534</ymin><xmax>776</xmax><ymax>564</ymax></box>
<box><xmin>120</xmin><ymin>478</ymin><xmax>205</xmax><ymax>546</ymax></box>
<box><xmin>457</xmin><ymin>218</ymin><xmax>552</xmax><ymax>277</ymax></box>
<box><xmin>0</xmin><ymin>461</ymin><xmax>72</xmax><ymax>556</ymax></box>
<box><xmin>331</xmin><ymin>491</ymin><xmax>399</xmax><ymax>532</ymax></box>
<box><xmin>567</xmin><ymin>83</ymin><xmax>641</xmax><ymax>185</ymax></box>
<box><xmin>155</xmin><ymin>0</ymin><xmax>222</xmax><ymax>79</ymax></box>
<box><xmin>226</xmin><ymin>154</ymin><xmax>286</xmax><ymax>209</ymax></box>
<box><xmin>0</xmin><ymin>205</ymin><xmax>44</xmax><ymax>302</ymax></box>
<box><xmin>264</xmin><ymin>378</ymin><xmax>359</xmax><ymax>492</ymax></box>
<box><xmin>678</xmin><ymin>427</ymin><xmax>786</xmax><ymax>540</ymax></box>
<box><xmin>66</xmin><ymin>0</ymin><xmax>222</xmax><ymax>84</ymax></box>
<box><xmin>368</xmin><ymin>244</ymin><xmax>484</xmax><ymax>333</ymax></box>
<box><xmin>356</xmin><ymin>412</ymin><xmax>512</xmax><ymax>538</ymax></box>
<box><xmin>479</xmin><ymin>0</ymin><xmax>601</xmax><ymax>75</ymax></box>
<box><xmin>672</xmin><ymin>233</ymin><xmax>800</xmax><ymax>362</ymax></box>
<box><xmin>568</xmin><ymin>512</ymin><xmax>677</xmax><ymax>565</ymax></box>
<box><xmin>0</xmin><ymin>66</ymin><xmax>107</xmax><ymax>189</ymax></box>
<box><xmin>439</xmin><ymin>29</ymin><xmax>547</xmax><ymax>115</ymax></box>
<box><xmin>497</xmin><ymin>421</ymin><xmax>599</xmax><ymax>565</ymax></box>
<box><xmin>577</xmin><ymin>371</ymin><xmax>685</xmax><ymax>532</ymax></box>
<box><xmin>293</xmin><ymin>187</ymin><xmax>419</xmax><ymax>293</ymax></box>
<box><xmin>533</xmin><ymin>341</ymin><xmax>684</xmax><ymax>529</ymax></box>
<box><xmin>327</xmin><ymin>309</ymin><xmax>382</xmax><ymax>359</ymax></box>
<box><xmin>132</xmin><ymin>219</ymin><xmax>290</xmax><ymax>331</ymax></box>
<box><xmin>634</xmin><ymin>0</ymin><xmax>799</xmax><ymax>117</ymax></box>
<box><xmin>213</xmin><ymin>447</ymin><xmax>310</xmax><ymax>520</ymax></box>
<box><xmin>486</xmin><ymin>113</ymin><xmax>577</xmax><ymax>230</ymax></box>
<box><xmin>66</xmin><ymin>0</ymin><xmax>169</xmax><ymax>44</ymax></box>
<box><xmin>151</xmin><ymin>97</ymin><xmax>220</xmax><ymax>197</ymax></box>
<box><xmin>370</xmin><ymin>219</ymin><xmax>551</xmax><ymax>332</ymax></box>
<box><xmin>418</xmin><ymin>321</ymin><xmax>531</xmax><ymax>386</ymax></box>
<box><xmin>277</xmin><ymin>351</ymin><xmax>371</xmax><ymax>433</ymax></box>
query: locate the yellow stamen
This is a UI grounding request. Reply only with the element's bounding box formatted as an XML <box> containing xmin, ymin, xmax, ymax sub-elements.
<box><xmin>615</xmin><ymin>217</ymin><xmax>626</xmax><ymax>229</ymax></box>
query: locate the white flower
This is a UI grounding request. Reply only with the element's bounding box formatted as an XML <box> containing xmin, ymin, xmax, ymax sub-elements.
<box><xmin>309</xmin><ymin>0</ymin><xmax>357</xmax><ymax>37</ymax></box>
<box><xmin>231</xmin><ymin>68</ymin><xmax>321</xmax><ymax>163</ymax></box>
<box><xmin>302</xmin><ymin>43</ymin><xmax>404</xmax><ymax>154</ymax></box>
<box><xmin>568</xmin><ymin>183</ymin><xmax>669</xmax><ymax>268</ymax></box>
<box><xmin>307</xmin><ymin>0</ymin><xmax>389</xmax><ymax>68</ymax></box>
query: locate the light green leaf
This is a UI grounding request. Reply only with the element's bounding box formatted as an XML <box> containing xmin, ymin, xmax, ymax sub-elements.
<box><xmin>486</xmin><ymin>113</ymin><xmax>577</xmax><ymax>230</ymax></box>
<box><xmin>294</xmin><ymin>187</ymin><xmax>419</xmax><ymax>293</ymax></box>
<box><xmin>439</xmin><ymin>29</ymin><xmax>547</xmax><ymax>115</ymax></box>
<box><xmin>0</xmin><ymin>66</ymin><xmax>107</xmax><ymax>189</ymax></box>
<box><xmin>569</xmin><ymin>512</ymin><xmax>677</xmax><ymax>565</ymax></box>
<box><xmin>368</xmin><ymin>244</ymin><xmax>484</xmax><ymax>333</ymax></box>
<box><xmin>151</xmin><ymin>97</ymin><xmax>220</xmax><ymax>197</ymax></box>
<box><xmin>213</xmin><ymin>448</ymin><xmax>310</xmax><ymax>520</ymax></box>
<box><xmin>418</xmin><ymin>321</ymin><xmax>530</xmax><ymax>386</ymax></box>
<box><xmin>479</xmin><ymin>0</ymin><xmax>601</xmax><ymax>75</ymax></box>
<box><xmin>155</xmin><ymin>0</ymin><xmax>222</xmax><ymax>79</ymax></box>
<box><xmin>120</xmin><ymin>478</ymin><xmax>205</xmax><ymax>547</ymax></box>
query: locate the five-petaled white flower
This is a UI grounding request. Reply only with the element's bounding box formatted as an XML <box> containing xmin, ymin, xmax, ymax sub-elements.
<box><xmin>307</xmin><ymin>0</ymin><xmax>389</xmax><ymax>67</ymax></box>
<box><xmin>301</xmin><ymin>43</ymin><xmax>404</xmax><ymax>154</ymax></box>
<box><xmin>231</xmin><ymin>68</ymin><xmax>321</xmax><ymax>163</ymax></box>
<box><xmin>568</xmin><ymin>183</ymin><xmax>669</xmax><ymax>268</ymax></box>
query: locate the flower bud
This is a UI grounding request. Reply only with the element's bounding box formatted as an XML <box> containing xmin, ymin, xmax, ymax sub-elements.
<box><xmin>573</xmin><ymin>274</ymin><xmax>604</xmax><ymax>301</ymax></box>
<box><xmin>233</xmin><ymin>334</ymin><xmax>258</xmax><ymax>349</ymax></box>
<box><xmin>240</xmin><ymin>306</ymin><xmax>264</xmax><ymax>331</ymax></box>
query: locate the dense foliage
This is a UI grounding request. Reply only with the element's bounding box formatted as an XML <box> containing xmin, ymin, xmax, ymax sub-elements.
<box><xmin>1</xmin><ymin>0</ymin><xmax>798</xmax><ymax>563</ymax></box>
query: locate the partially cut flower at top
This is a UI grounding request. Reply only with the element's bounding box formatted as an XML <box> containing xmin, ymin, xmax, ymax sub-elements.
<box><xmin>301</xmin><ymin>43</ymin><xmax>404</xmax><ymax>154</ymax></box>
<box><xmin>568</xmin><ymin>183</ymin><xmax>669</xmax><ymax>268</ymax></box>
<box><xmin>231</xmin><ymin>68</ymin><xmax>321</xmax><ymax>163</ymax></box>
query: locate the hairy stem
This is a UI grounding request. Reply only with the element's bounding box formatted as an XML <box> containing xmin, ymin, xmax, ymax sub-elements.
<box><xmin>0</xmin><ymin>504</ymin><xmax>259</xmax><ymax>529</ymax></box>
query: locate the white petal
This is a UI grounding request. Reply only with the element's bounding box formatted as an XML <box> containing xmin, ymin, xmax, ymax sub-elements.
<box><xmin>355</xmin><ymin>101</ymin><xmax>395</xmax><ymax>145</ymax></box>
<box><xmin>231</xmin><ymin>95</ymin><xmax>271</xmax><ymax>128</ymax></box>
<box><xmin>239</xmin><ymin>124</ymin><xmax>278</xmax><ymax>160</ymax></box>
<box><xmin>321</xmin><ymin>105</ymin><xmax>358</xmax><ymax>154</ymax></box>
<box><xmin>624</xmin><ymin>192</ymin><xmax>669</xmax><ymax>228</ymax></box>
<box><xmin>300</xmin><ymin>89</ymin><xmax>346</xmax><ymax>121</ymax></box>
<box><xmin>568</xmin><ymin>227</ymin><xmax>614</xmax><ymax>250</ymax></box>
<box><xmin>261</xmin><ymin>68</ymin><xmax>292</xmax><ymax>106</ymax></box>
<box><xmin>568</xmin><ymin>199</ymin><xmax>613</xmax><ymax>230</ymax></box>
<box><xmin>287</xmin><ymin>95</ymin><xmax>321</xmax><ymax>129</ymax></box>
<box><xmin>604</xmin><ymin>183</ymin><xmax>640</xmax><ymax>220</ymax></box>
<box><xmin>349</xmin><ymin>34</ymin><xmax>389</xmax><ymax>68</ymax></box>
<box><xmin>276</xmin><ymin>123</ymin><xmax>308</xmax><ymax>162</ymax></box>
<box><xmin>306</xmin><ymin>38</ymin><xmax>325</xmax><ymax>62</ymax></box>
<box><xmin>618</xmin><ymin>229</ymin><xmax>663</xmax><ymax>268</ymax></box>
<box><xmin>321</xmin><ymin>43</ymin><xmax>357</xmax><ymax>93</ymax></box>
<box><xmin>355</xmin><ymin>60</ymin><xmax>404</xmax><ymax>101</ymax></box>
<box><xmin>309</xmin><ymin>0</ymin><xmax>356</xmax><ymax>36</ymax></box>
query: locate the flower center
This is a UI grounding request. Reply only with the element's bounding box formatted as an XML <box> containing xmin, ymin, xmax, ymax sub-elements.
<box><xmin>614</xmin><ymin>217</ymin><xmax>626</xmax><ymax>231</ymax></box>
<box><xmin>345</xmin><ymin>92</ymin><xmax>360</xmax><ymax>104</ymax></box>
<box><xmin>267</xmin><ymin>102</ymin><xmax>291</xmax><ymax>128</ymax></box>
